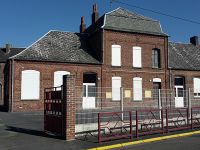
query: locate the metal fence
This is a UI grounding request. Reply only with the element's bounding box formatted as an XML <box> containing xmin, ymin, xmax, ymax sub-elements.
<box><xmin>74</xmin><ymin>86</ymin><xmax>200</xmax><ymax>140</ymax></box>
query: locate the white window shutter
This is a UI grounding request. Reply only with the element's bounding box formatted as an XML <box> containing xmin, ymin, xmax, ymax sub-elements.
<box><xmin>112</xmin><ymin>45</ymin><xmax>121</xmax><ymax>66</ymax></box>
<box><xmin>194</xmin><ymin>78</ymin><xmax>200</xmax><ymax>93</ymax></box>
<box><xmin>21</xmin><ymin>70</ymin><xmax>40</xmax><ymax>100</ymax></box>
<box><xmin>133</xmin><ymin>77</ymin><xmax>142</xmax><ymax>101</ymax></box>
<box><xmin>133</xmin><ymin>47</ymin><xmax>142</xmax><ymax>68</ymax></box>
<box><xmin>54</xmin><ymin>71</ymin><xmax>70</xmax><ymax>87</ymax></box>
<box><xmin>112</xmin><ymin>77</ymin><xmax>121</xmax><ymax>101</ymax></box>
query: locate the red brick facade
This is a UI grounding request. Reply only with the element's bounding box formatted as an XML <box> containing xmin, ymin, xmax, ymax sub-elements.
<box><xmin>6</xmin><ymin>28</ymin><xmax>170</xmax><ymax>112</ymax></box>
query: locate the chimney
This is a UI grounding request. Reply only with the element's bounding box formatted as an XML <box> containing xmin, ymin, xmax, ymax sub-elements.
<box><xmin>80</xmin><ymin>16</ymin><xmax>86</xmax><ymax>33</ymax></box>
<box><xmin>5</xmin><ymin>43</ymin><xmax>11</xmax><ymax>53</ymax></box>
<box><xmin>190</xmin><ymin>36</ymin><xmax>199</xmax><ymax>46</ymax></box>
<box><xmin>92</xmin><ymin>4</ymin><xmax>99</xmax><ymax>24</ymax></box>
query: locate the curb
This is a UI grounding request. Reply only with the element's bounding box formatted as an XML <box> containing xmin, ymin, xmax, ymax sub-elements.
<box><xmin>88</xmin><ymin>130</ymin><xmax>200</xmax><ymax>150</ymax></box>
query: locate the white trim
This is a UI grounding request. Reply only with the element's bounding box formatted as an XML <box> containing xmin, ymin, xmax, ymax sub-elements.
<box><xmin>153</xmin><ymin>78</ymin><xmax>161</xmax><ymax>82</ymax></box>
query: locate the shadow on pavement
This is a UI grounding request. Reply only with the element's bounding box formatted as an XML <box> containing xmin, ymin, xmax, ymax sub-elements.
<box><xmin>6</xmin><ymin>126</ymin><xmax>64</xmax><ymax>140</ymax></box>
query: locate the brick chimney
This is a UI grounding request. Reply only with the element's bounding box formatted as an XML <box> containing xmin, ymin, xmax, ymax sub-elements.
<box><xmin>190</xmin><ymin>36</ymin><xmax>199</xmax><ymax>46</ymax></box>
<box><xmin>5</xmin><ymin>43</ymin><xmax>11</xmax><ymax>53</ymax></box>
<box><xmin>92</xmin><ymin>4</ymin><xmax>99</xmax><ymax>24</ymax></box>
<box><xmin>80</xmin><ymin>16</ymin><xmax>86</xmax><ymax>33</ymax></box>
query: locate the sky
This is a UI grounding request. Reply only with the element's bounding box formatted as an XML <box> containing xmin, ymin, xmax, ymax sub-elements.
<box><xmin>0</xmin><ymin>0</ymin><xmax>200</xmax><ymax>47</ymax></box>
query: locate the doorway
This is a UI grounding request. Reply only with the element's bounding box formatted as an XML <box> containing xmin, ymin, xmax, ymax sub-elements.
<box><xmin>174</xmin><ymin>76</ymin><xmax>185</xmax><ymax>108</ymax></box>
<box><xmin>153</xmin><ymin>82</ymin><xmax>161</xmax><ymax>108</ymax></box>
<box><xmin>82</xmin><ymin>73</ymin><xmax>97</xmax><ymax>109</ymax></box>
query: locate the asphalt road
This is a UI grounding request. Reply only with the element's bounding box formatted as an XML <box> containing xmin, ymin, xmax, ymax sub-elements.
<box><xmin>0</xmin><ymin>111</ymin><xmax>200</xmax><ymax>150</ymax></box>
<box><xmin>115</xmin><ymin>135</ymin><xmax>200</xmax><ymax>150</ymax></box>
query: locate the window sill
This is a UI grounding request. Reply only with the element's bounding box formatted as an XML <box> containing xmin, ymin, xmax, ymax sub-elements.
<box><xmin>152</xmin><ymin>67</ymin><xmax>162</xmax><ymax>70</ymax></box>
<box><xmin>111</xmin><ymin>66</ymin><xmax>122</xmax><ymax>68</ymax></box>
<box><xmin>21</xmin><ymin>99</ymin><xmax>40</xmax><ymax>101</ymax></box>
<box><xmin>133</xmin><ymin>67</ymin><xmax>142</xmax><ymax>69</ymax></box>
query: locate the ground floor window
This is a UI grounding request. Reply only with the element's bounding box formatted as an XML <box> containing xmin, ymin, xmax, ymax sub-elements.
<box><xmin>112</xmin><ymin>77</ymin><xmax>121</xmax><ymax>101</ymax></box>
<box><xmin>21</xmin><ymin>70</ymin><xmax>40</xmax><ymax>100</ymax></box>
<box><xmin>133</xmin><ymin>77</ymin><xmax>142</xmax><ymax>101</ymax></box>
<box><xmin>194</xmin><ymin>77</ymin><xmax>200</xmax><ymax>97</ymax></box>
<box><xmin>54</xmin><ymin>71</ymin><xmax>70</xmax><ymax>87</ymax></box>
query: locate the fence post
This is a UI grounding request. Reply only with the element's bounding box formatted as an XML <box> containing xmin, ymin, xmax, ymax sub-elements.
<box><xmin>98</xmin><ymin>113</ymin><xmax>101</xmax><ymax>143</ymax></box>
<box><xmin>136</xmin><ymin>110</ymin><xmax>138</xmax><ymax>138</ymax></box>
<box><xmin>63</xmin><ymin>75</ymin><xmax>76</xmax><ymax>141</ymax></box>
<box><xmin>166</xmin><ymin>109</ymin><xmax>168</xmax><ymax>133</ymax></box>
<box><xmin>191</xmin><ymin>107</ymin><xmax>193</xmax><ymax>129</ymax></box>
<box><xmin>158</xmin><ymin>89</ymin><xmax>162</xmax><ymax>119</ymax></box>
<box><xmin>188</xmin><ymin>88</ymin><xmax>191</xmax><ymax>119</ymax></box>
<box><xmin>120</xmin><ymin>87</ymin><xmax>124</xmax><ymax>121</ymax></box>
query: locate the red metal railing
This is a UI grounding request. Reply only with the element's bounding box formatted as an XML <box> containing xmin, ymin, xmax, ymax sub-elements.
<box><xmin>165</xmin><ymin>108</ymin><xmax>190</xmax><ymax>132</ymax></box>
<box><xmin>136</xmin><ymin>109</ymin><xmax>164</xmax><ymax>137</ymax></box>
<box><xmin>191</xmin><ymin>107</ymin><xmax>200</xmax><ymax>129</ymax></box>
<box><xmin>98</xmin><ymin>111</ymin><xmax>132</xmax><ymax>143</ymax></box>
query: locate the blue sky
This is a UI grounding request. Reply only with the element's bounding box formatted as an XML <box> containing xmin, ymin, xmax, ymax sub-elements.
<box><xmin>0</xmin><ymin>0</ymin><xmax>200</xmax><ymax>47</ymax></box>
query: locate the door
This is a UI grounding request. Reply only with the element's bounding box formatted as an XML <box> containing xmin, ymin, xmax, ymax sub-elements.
<box><xmin>82</xmin><ymin>83</ymin><xmax>96</xmax><ymax>109</ymax></box>
<box><xmin>175</xmin><ymin>86</ymin><xmax>184</xmax><ymax>107</ymax></box>
<box><xmin>153</xmin><ymin>82</ymin><xmax>161</xmax><ymax>106</ymax></box>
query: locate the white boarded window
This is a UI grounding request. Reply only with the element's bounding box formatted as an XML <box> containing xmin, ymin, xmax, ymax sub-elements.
<box><xmin>54</xmin><ymin>71</ymin><xmax>70</xmax><ymax>87</ymax></box>
<box><xmin>112</xmin><ymin>45</ymin><xmax>121</xmax><ymax>66</ymax></box>
<box><xmin>21</xmin><ymin>70</ymin><xmax>40</xmax><ymax>100</ymax></box>
<box><xmin>112</xmin><ymin>77</ymin><xmax>121</xmax><ymax>101</ymax></box>
<box><xmin>193</xmin><ymin>77</ymin><xmax>200</xmax><ymax>97</ymax></box>
<box><xmin>133</xmin><ymin>47</ymin><xmax>142</xmax><ymax>68</ymax></box>
<box><xmin>133</xmin><ymin>77</ymin><xmax>142</xmax><ymax>101</ymax></box>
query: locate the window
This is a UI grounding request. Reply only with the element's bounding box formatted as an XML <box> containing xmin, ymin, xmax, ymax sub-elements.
<box><xmin>21</xmin><ymin>70</ymin><xmax>40</xmax><ymax>100</ymax></box>
<box><xmin>111</xmin><ymin>45</ymin><xmax>121</xmax><ymax>66</ymax></box>
<box><xmin>152</xmin><ymin>48</ymin><xmax>161</xmax><ymax>68</ymax></box>
<box><xmin>133</xmin><ymin>77</ymin><xmax>142</xmax><ymax>101</ymax></box>
<box><xmin>112</xmin><ymin>77</ymin><xmax>121</xmax><ymax>101</ymax></box>
<box><xmin>193</xmin><ymin>77</ymin><xmax>200</xmax><ymax>97</ymax></box>
<box><xmin>133</xmin><ymin>47</ymin><xmax>142</xmax><ymax>68</ymax></box>
<box><xmin>54</xmin><ymin>71</ymin><xmax>70</xmax><ymax>87</ymax></box>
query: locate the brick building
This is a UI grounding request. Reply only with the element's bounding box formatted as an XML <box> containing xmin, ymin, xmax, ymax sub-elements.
<box><xmin>0</xmin><ymin>44</ymin><xmax>24</xmax><ymax>110</ymax></box>
<box><xmin>169</xmin><ymin>36</ymin><xmax>200</xmax><ymax>107</ymax></box>
<box><xmin>3</xmin><ymin>5</ymin><xmax>199</xmax><ymax>112</ymax></box>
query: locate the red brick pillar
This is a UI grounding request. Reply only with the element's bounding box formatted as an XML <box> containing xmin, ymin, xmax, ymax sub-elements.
<box><xmin>63</xmin><ymin>75</ymin><xmax>76</xmax><ymax>141</ymax></box>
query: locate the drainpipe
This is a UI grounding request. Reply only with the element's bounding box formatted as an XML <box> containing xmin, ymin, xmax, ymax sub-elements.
<box><xmin>11</xmin><ymin>59</ymin><xmax>14</xmax><ymax>112</ymax></box>
<box><xmin>169</xmin><ymin>67</ymin><xmax>172</xmax><ymax>108</ymax></box>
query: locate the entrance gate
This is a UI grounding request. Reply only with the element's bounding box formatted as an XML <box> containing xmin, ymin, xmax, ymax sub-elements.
<box><xmin>44</xmin><ymin>86</ymin><xmax>64</xmax><ymax>137</ymax></box>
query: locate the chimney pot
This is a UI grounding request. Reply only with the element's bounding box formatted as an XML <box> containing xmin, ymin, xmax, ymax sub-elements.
<box><xmin>80</xmin><ymin>16</ymin><xmax>86</xmax><ymax>33</ymax></box>
<box><xmin>92</xmin><ymin>4</ymin><xmax>99</xmax><ymax>24</ymax></box>
<box><xmin>190</xmin><ymin>36</ymin><xmax>199</xmax><ymax>46</ymax></box>
<box><xmin>5</xmin><ymin>43</ymin><xmax>11</xmax><ymax>53</ymax></box>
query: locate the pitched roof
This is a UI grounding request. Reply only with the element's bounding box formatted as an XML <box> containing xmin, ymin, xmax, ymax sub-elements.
<box><xmin>169</xmin><ymin>42</ymin><xmax>200</xmax><ymax>70</ymax></box>
<box><xmin>11</xmin><ymin>30</ymin><xmax>101</xmax><ymax>64</ymax></box>
<box><xmin>86</xmin><ymin>7</ymin><xmax>167</xmax><ymax>36</ymax></box>
<box><xmin>0</xmin><ymin>47</ymin><xmax>25</xmax><ymax>63</ymax></box>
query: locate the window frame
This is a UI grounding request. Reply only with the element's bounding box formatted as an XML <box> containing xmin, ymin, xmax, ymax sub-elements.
<box><xmin>193</xmin><ymin>77</ymin><xmax>200</xmax><ymax>97</ymax></box>
<box><xmin>111</xmin><ymin>45</ymin><xmax>121</xmax><ymax>67</ymax></box>
<box><xmin>112</xmin><ymin>76</ymin><xmax>121</xmax><ymax>101</ymax></box>
<box><xmin>54</xmin><ymin>71</ymin><xmax>70</xmax><ymax>87</ymax></box>
<box><xmin>133</xmin><ymin>46</ymin><xmax>142</xmax><ymax>68</ymax></box>
<box><xmin>152</xmin><ymin>48</ymin><xmax>161</xmax><ymax>68</ymax></box>
<box><xmin>21</xmin><ymin>70</ymin><xmax>40</xmax><ymax>100</ymax></box>
<box><xmin>133</xmin><ymin>77</ymin><xmax>143</xmax><ymax>101</ymax></box>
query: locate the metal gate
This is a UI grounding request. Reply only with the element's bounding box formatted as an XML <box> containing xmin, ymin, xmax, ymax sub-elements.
<box><xmin>44</xmin><ymin>86</ymin><xmax>64</xmax><ymax>137</ymax></box>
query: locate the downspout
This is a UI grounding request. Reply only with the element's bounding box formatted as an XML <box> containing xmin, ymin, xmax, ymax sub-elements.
<box><xmin>11</xmin><ymin>59</ymin><xmax>14</xmax><ymax>112</ymax></box>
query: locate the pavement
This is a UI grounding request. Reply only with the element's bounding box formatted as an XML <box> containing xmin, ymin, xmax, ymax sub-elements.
<box><xmin>0</xmin><ymin>111</ymin><xmax>200</xmax><ymax>150</ymax></box>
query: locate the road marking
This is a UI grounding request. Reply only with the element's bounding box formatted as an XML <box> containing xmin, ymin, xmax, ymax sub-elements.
<box><xmin>87</xmin><ymin>130</ymin><xmax>200</xmax><ymax>150</ymax></box>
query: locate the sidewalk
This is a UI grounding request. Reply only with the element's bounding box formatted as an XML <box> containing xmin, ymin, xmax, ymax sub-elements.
<box><xmin>0</xmin><ymin>111</ymin><xmax>199</xmax><ymax>150</ymax></box>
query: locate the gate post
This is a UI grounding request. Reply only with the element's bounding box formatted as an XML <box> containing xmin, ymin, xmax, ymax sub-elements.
<box><xmin>63</xmin><ymin>75</ymin><xmax>76</xmax><ymax>141</ymax></box>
